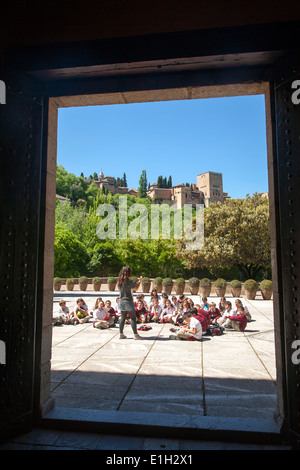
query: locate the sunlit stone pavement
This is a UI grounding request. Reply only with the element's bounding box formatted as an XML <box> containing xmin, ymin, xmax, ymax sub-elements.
<box><xmin>1</xmin><ymin>290</ymin><xmax>287</xmax><ymax>450</ymax></box>
<box><xmin>50</xmin><ymin>290</ymin><xmax>277</xmax><ymax>420</ymax></box>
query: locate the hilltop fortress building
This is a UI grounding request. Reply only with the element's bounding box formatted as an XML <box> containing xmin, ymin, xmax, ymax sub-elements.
<box><xmin>197</xmin><ymin>171</ymin><xmax>230</xmax><ymax>207</ymax></box>
<box><xmin>95</xmin><ymin>170</ymin><xmax>229</xmax><ymax>208</ymax></box>
<box><xmin>94</xmin><ymin>171</ymin><xmax>139</xmax><ymax>197</ymax></box>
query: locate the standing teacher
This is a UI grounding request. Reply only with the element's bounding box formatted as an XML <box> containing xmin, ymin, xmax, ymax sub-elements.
<box><xmin>118</xmin><ymin>266</ymin><xmax>143</xmax><ymax>340</ymax></box>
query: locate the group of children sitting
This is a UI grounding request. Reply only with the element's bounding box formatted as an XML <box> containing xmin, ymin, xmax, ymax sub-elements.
<box><xmin>53</xmin><ymin>289</ymin><xmax>252</xmax><ymax>341</ymax></box>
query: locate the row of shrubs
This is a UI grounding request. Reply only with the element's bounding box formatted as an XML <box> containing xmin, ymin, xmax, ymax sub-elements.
<box><xmin>53</xmin><ymin>276</ymin><xmax>273</xmax><ymax>300</ymax></box>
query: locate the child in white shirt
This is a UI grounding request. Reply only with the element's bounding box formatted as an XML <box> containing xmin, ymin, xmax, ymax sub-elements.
<box><xmin>169</xmin><ymin>312</ymin><xmax>202</xmax><ymax>341</ymax></box>
<box><xmin>234</xmin><ymin>299</ymin><xmax>251</xmax><ymax>321</ymax></box>
<box><xmin>218</xmin><ymin>301</ymin><xmax>237</xmax><ymax>327</ymax></box>
<box><xmin>160</xmin><ymin>300</ymin><xmax>176</xmax><ymax>323</ymax></box>
<box><xmin>52</xmin><ymin>300</ymin><xmax>76</xmax><ymax>325</ymax></box>
<box><xmin>93</xmin><ymin>300</ymin><xmax>114</xmax><ymax>329</ymax></box>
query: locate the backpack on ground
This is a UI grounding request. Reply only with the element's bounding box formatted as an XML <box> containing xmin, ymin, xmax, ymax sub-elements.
<box><xmin>138</xmin><ymin>325</ymin><xmax>152</xmax><ymax>331</ymax></box>
<box><xmin>206</xmin><ymin>324</ymin><xmax>224</xmax><ymax>336</ymax></box>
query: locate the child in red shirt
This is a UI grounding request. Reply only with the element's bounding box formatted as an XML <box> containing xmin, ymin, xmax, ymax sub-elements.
<box><xmin>208</xmin><ymin>302</ymin><xmax>221</xmax><ymax>323</ymax></box>
<box><xmin>227</xmin><ymin>306</ymin><xmax>248</xmax><ymax>331</ymax></box>
<box><xmin>105</xmin><ymin>299</ymin><xmax>119</xmax><ymax>324</ymax></box>
<box><xmin>194</xmin><ymin>306</ymin><xmax>210</xmax><ymax>334</ymax></box>
<box><xmin>135</xmin><ymin>300</ymin><xmax>149</xmax><ymax>323</ymax></box>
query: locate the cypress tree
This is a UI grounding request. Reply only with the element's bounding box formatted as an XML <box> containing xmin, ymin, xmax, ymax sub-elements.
<box><xmin>138</xmin><ymin>170</ymin><xmax>148</xmax><ymax>198</ymax></box>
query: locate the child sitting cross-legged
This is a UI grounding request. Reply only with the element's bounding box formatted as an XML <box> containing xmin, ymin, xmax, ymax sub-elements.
<box><xmin>93</xmin><ymin>300</ymin><xmax>115</xmax><ymax>329</ymax></box>
<box><xmin>194</xmin><ymin>306</ymin><xmax>210</xmax><ymax>335</ymax></box>
<box><xmin>224</xmin><ymin>305</ymin><xmax>248</xmax><ymax>331</ymax></box>
<box><xmin>234</xmin><ymin>299</ymin><xmax>252</xmax><ymax>322</ymax></box>
<box><xmin>217</xmin><ymin>300</ymin><xmax>236</xmax><ymax>326</ymax></box>
<box><xmin>169</xmin><ymin>310</ymin><xmax>202</xmax><ymax>341</ymax></box>
<box><xmin>172</xmin><ymin>303</ymin><xmax>185</xmax><ymax>325</ymax></box>
<box><xmin>52</xmin><ymin>300</ymin><xmax>76</xmax><ymax>325</ymax></box>
<box><xmin>160</xmin><ymin>299</ymin><xmax>176</xmax><ymax>323</ymax></box>
<box><xmin>135</xmin><ymin>299</ymin><xmax>149</xmax><ymax>323</ymax></box>
<box><xmin>105</xmin><ymin>299</ymin><xmax>119</xmax><ymax>325</ymax></box>
<box><xmin>149</xmin><ymin>298</ymin><xmax>162</xmax><ymax>322</ymax></box>
<box><xmin>134</xmin><ymin>293</ymin><xmax>149</xmax><ymax>310</ymax></box>
<box><xmin>74</xmin><ymin>298</ymin><xmax>92</xmax><ymax>324</ymax></box>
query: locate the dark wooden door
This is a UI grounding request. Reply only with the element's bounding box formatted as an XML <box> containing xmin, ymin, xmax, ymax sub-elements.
<box><xmin>0</xmin><ymin>68</ymin><xmax>44</xmax><ymax>441</ymax></box>
<box><xmin>272</xmin><ymin>50</ymin><xmax>300</xmax><ymax>445</ymax></box>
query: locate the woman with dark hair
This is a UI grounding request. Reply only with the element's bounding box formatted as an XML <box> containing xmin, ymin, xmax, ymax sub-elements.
<box><xmin>118</xmin><ymin>266</ymin><xmax>143</xmax><ymax>339</ymax></box>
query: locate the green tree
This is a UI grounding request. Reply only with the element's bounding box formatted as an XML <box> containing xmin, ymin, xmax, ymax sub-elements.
<box><xmin>55</xmin><ymin>201</ymin><xmax>87</xmax><ymax>238</ymax></box>
<box><xmin>87</xmin><ymin>240</ymin><xmax>123</xmax><ymax>276</ymax></box>
<box><xmin>138</xmin><ymin>169</ymin><xmax>148</xmax><ymax>198</ymax></box>
<box><xmin>85</xmin><ymin>182</ymin><xmax>100</xmax><ymax>208</ymax></box>
<box><xmin>176</xmin><ymin>193</ymin><xmax>271</xmax><ymax>280</ymax></box>
<box><xmin>148</xmin><ymin>239</ymin><xmax>184</xmax><ymax>277</ymax></box>
<box><xmin>69</xmin><ymin>180</ymin><xmax>86</xmax><ymax>205</ymax></box>
<box><xmin>114</xmin><ymin>239</ymin><xmax>153</xmax><ymax>276</ymax></box>
<box><xmin>56</xmin><ymin>165</ymin><xmax>77</xmax><ymax>198</ymax></box>
<box><xmin>157</xmin><ymin>175</ymin><xmax>171</xmax><ymax>188</ymax></box>
<box><xmin>122</xmin><ymin>172</ymin><xmax>127</xmax><ymax>187</ymax></box>
<box><xmin>157</xmin><ymin>175</ymin><xmax>163</xmax><ymax>188</ymax></box>
<box><xmin>54</xmin><ymin>224</ymin><xmax>90</xmax><ymax>277</ymax></box>
<box><xmin>113</xmin><ymin>238</ymin><xmax>184</xmax><ymax>277</ymax></box>
<box><xmin>56</xmin><ymin>165</ymin><xmax>91</xmax><ymax>204</ymax></box>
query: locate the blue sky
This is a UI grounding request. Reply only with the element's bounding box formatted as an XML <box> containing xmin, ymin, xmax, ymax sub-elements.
<box><xmin>57</xmin><ymin>94</ymin><xmax>268</xmax><ymax>199</ymax></box>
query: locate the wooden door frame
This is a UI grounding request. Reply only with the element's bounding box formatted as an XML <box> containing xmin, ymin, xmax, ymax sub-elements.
<box><xmin>35</xmin><ymin>77</ymin><xmax>286</xmax><ymax>444</ymax></box>
<box><xmin>4</xmin><ymin>24</ymin><xmax>297</xmax><ymax>445</ymax></box>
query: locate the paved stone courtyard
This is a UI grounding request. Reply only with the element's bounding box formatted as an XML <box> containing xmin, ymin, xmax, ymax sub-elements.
<box><xmin>50</xmin><ymin>290</ymin><xmax>277</xmax><ymax>421</ymax></box>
